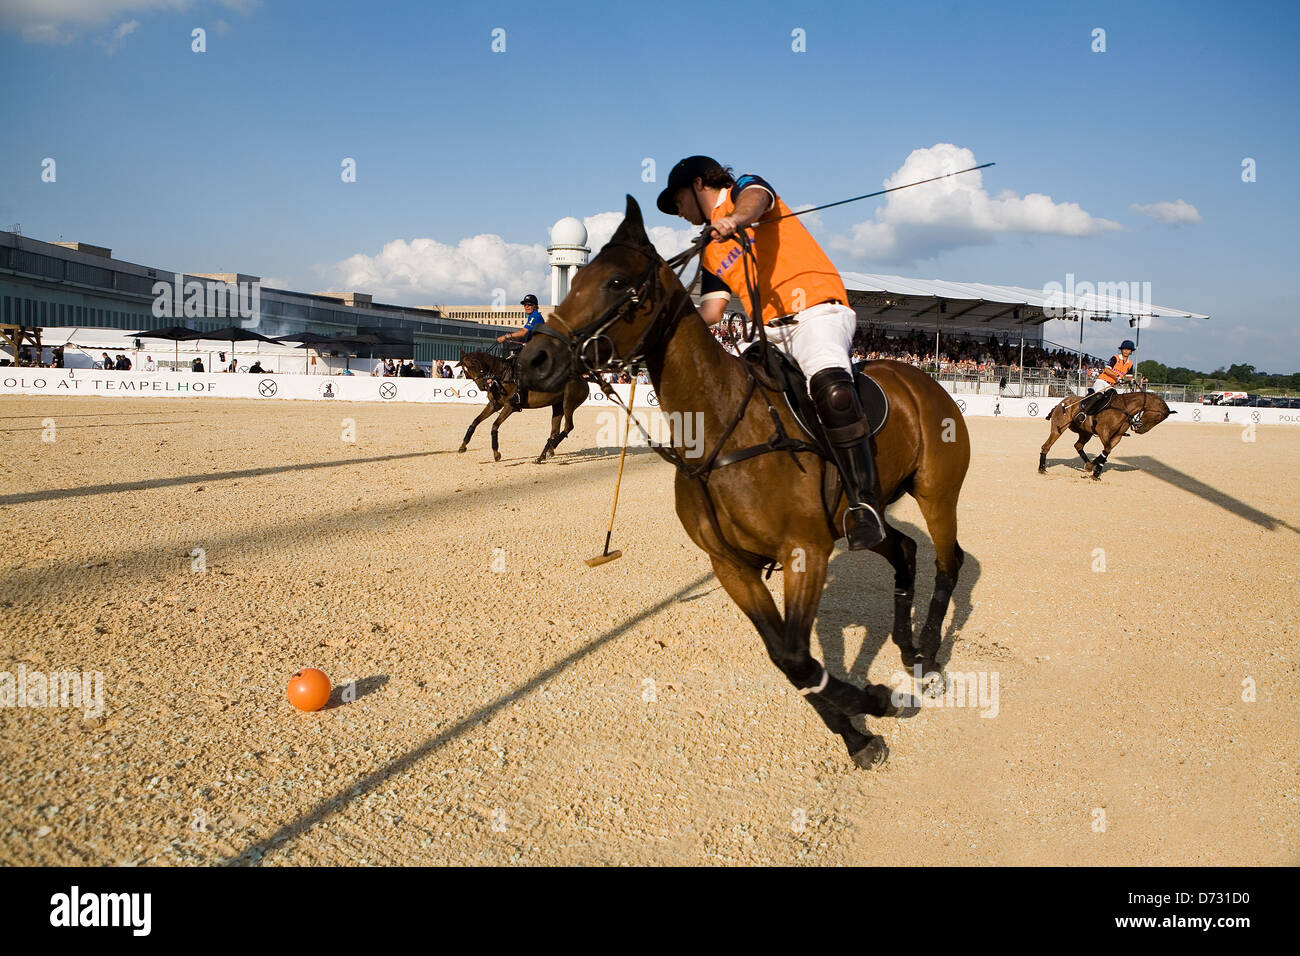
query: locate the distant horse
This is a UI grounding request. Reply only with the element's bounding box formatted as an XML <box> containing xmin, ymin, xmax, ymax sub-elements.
<box><xmin>517</xmin><ymin>196</ymin><xmax>971</xmax><ymax>769</ymax></box>
<box><xmin>456</xmin><ymin>350</ymin><xmax>589</xmax><ymax>463</ymax></box>
<box><xmin>1039</xmin><ymin>389</ymin><xmax>1176</xmax><ymax>479</ymax></box>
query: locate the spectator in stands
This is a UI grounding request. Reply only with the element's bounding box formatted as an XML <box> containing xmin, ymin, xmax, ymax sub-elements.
<box><xmin>115</xmin><ymin>354</ymin><xmax>132</xmax><ymax>370</ymax></box>
<box><xmin>143</xmin><ymin>355</ymin><xmax>158</xmax><ymax>372</ymax></box>
<box><xmin>372</xmin><ymin>358</ymin><xmax>384</xmax><ymax>376</ymax></box>
<box><xmin>191</xmin><ymin>357</ymin><xmax>204</xmax><ymax>372</ymax></box>
<box><xmin>226</xmin><ymin>356</ymin><xmax>238</xmax><ymax>373</ymax></box>
<box><xmin>248</xmin><ymin>360</ymin><xmax>265</xmax><ymax>373</ymax></box>
<box><xmin>434</xmin><ymin>359</ymin><xmax>447</xmax><ymax>378</ymax></box>
<box><xmin>101</xmin><ymin>352</ymin><xmax>113</xmax><ymax>370</ymax></box>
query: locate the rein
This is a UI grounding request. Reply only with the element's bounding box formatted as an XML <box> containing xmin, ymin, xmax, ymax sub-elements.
<box><xmin>536</xmin><ymin>231</ymin><xmax>824</xmax><ymax>569</ymax></box>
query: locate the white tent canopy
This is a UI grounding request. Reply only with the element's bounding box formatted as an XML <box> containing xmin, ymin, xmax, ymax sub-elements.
<box><xmin>841</xmin><ymin>272</ymin><xmax>1209</xmax><ymax>330</ymax></box>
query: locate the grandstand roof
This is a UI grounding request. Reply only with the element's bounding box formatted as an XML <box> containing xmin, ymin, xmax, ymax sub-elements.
<box><xmin>840</xmin><ymin>272</ymin><xmax>1209</xmax><ymax>329</ymax></box>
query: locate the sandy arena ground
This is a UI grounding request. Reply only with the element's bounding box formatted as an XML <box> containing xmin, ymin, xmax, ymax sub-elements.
<box><xmin>0</xmin><ymin>396</ymin><xmax>1296</xmax><ymax>866</ymax></box>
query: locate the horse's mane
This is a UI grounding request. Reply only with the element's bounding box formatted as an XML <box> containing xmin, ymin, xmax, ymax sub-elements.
<box><xmin>460</xmin><ymin>350</ymin><xmax>509</xmax><ymax>374</ymax></box>
<box><xmin>1116</xmin><ymin>390</ymin><xmax>1169</xmax><ymax>414</ymax></box>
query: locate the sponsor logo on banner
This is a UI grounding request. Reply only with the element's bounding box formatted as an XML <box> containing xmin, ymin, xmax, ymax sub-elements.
<box><xmin>379</xmin><ymin>382</ymin><xmax>397</xmax><ymax>400</ymax></box>
<box><xmin>258</xmin><ymin>379</ymin><xmax>277</xmax><ymax>397</ymax></box>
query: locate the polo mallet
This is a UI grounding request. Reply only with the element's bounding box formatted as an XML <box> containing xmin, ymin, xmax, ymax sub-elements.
<box><xmin>586</xmin><ymin>379</ymin><xmax>636</xmax><ymax>567</ymax></box>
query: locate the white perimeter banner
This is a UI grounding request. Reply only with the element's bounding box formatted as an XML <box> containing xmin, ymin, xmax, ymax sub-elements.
<box><xmin>2</xmin><ymin>369</ymin><xmax>1299</xmax><ymax>426</ymax></box>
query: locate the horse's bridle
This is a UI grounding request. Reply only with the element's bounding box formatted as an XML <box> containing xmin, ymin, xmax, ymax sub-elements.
<box><xmin>533</xmin><ymin>237</ymin><xmax>707</xmax><ymax>378</ymax></box>
<box><xmin>1124</xmin><ymin>390</ymin><xmax>1162</xmax><ymax>433</ymax></box>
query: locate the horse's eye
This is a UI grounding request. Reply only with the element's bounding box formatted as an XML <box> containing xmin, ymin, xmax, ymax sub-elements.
<box><xmin>608</xmin><ymin>277</ymin><xmax>627</xmax><ymax>290</ymax></box>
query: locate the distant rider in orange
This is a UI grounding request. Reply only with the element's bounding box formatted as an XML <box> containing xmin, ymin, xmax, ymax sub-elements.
<box><xmin>1077</xmin><ymin>339</ymin><xmax>1136</xmax><ymax>419</ymax></box>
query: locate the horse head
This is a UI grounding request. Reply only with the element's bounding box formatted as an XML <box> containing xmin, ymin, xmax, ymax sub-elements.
<box><xmin>518</xmin><ymin>195</ymin><xmax>687</xmax><ymax>392</ymax></box>
<box><xmin>1131</xmin><ymin>393</ymin><xmax>1174</xmax><ymax>433</ymax></box>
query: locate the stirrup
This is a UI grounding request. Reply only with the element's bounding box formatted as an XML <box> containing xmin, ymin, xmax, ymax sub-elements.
<box><xmin>843</xmin><ymin>502</ymin><xmax>887</xmax><ymax>550</ymax></box>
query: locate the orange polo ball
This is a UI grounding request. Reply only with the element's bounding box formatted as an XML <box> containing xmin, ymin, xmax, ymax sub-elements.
<box><xmin>287</xmin><ymin>668</ymin><xmax>332</xmax><ymax>712</ymax></box>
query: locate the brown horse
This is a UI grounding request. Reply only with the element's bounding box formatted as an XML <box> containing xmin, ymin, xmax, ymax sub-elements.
<box><xmin>517</xmin><ymin>197</ymin><xmax>970</xmax><ymax>769</ymax></box>
<box><xmin>1039</xmin><ymin>389</ymin><xmax>1176</xmax><ymax>479</ymax></box>
<box><xmin>456</xmin><ymin>350</ymin><xmax>590</xmax><ymax>464</ymax></box>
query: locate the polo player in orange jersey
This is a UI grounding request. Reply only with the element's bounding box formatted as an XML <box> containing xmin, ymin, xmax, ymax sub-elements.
<box><xmin>658</xmin><ymin>155</ymin><xmax>886</xmax><ymax>549</ymax></box>
<box><xmin>1077</xmin><ymin>339</ymin><xmax>1137</xmax><ymax>420</ymax></box>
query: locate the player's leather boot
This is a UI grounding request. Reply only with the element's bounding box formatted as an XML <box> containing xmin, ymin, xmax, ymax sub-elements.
<box><xmin>810</xmin><ymin>368</ymin><xmax>887</xmax><ymax>550</ymax></box>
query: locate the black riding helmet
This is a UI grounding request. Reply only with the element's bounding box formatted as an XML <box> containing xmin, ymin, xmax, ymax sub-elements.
<box><xmin>1119</xmin><ymin>340</ymin><xmax>1137</xmax><ymax>351</ymax></box>
<box><xmin>656</xmin><ymin>155</ymin><xmax>728</xmax><ymax>215</ymax></box>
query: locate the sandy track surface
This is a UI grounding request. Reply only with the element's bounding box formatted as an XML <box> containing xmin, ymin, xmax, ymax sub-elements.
<box><xmin>0</xmin><ymin>396</ymin><xmax>1296</xmax><ymax>865</ymax></box>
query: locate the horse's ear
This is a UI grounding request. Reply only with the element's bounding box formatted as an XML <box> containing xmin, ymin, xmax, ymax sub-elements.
<box><xmin>612</xmin><ymin>194</ymin><xmax>650</xmax><ymax>247</ymax></box>
<box><xmin>1168</xmin><ymin>409</ymin><xmax>1178</xmax><ymax>414</ymax></box>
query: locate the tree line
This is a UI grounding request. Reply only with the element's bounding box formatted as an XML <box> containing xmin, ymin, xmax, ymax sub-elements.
<box><xmin>1136</xmin><ymin>360</ymin><xmax>1300</xmax><ymax>392</ymax></box>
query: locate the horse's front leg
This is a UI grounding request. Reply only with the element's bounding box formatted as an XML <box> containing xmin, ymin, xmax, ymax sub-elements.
<box><xmin>1090</xmin><ymin>432</ymin><xmax>1119</xmax><ymax>480</ymax></box>
<box><xmin>538</xmin><ymin>403</ymin><xmax>562</xmax><ymax>463</ymax></box>
<box><xmin>781</xmin><ymin>544</ymin><xmax>900</xmax><ymax>767</ymax></box>
<box><xmin>1039</xmin><ymin>415</ymin><xmax>1066</xmax><ymax>473</ymax></box>
<box><xmin>709</xmin><ymin>550</ymin><xmax>889</xmax><ymax>770</ymax></box>
<box><xmin>460</xmin><ymin>402</ymin><xmax>497</xmax><ymax>453</ymax></box>
<box><xmin>1074</xmin><ymin>431</ymin><xmax>1092</xmax><ymax>469</ymax></box>
<box><xmin>490</xmin><ymin>405</ymin><xmax>513</xmax><ymax>462</ymax></box>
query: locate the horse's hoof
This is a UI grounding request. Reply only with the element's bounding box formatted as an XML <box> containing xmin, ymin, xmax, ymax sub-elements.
<box><xmin>920</xmin><ymin>668</ymin><xmax>947</xmax><ymax>698</ymax></box>
<box><xmin>850</xmin><ymin>737</ymin><xmax>889</xmax><ymax>770</ymax></box>
<box><xmin>897</xmin><ymin>642</ymin><xmax>918</xmax><ymax>669</ymax></box>
<box><xmin>493</xmin><ymin>452</ymin><xmax>501</xmax><ymax>462</ymax></box>
<box><xmin>1037</xmin><ymin>467</ymin><xmax>1046</xmax><ymax>475</ymax></box>
<box><xmin>863</xmin><ymin>683</ymin><xmax>904</xmax><ymax>718</ymax></box>
<box><xmin>457</xmin><ymin>446</ymin><xmax>467</xmax><ymax>454</ymax></box>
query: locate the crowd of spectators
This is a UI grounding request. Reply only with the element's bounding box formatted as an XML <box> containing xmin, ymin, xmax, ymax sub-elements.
<box><xmin>705</xmin><ymin>315</ymin><xmax>1100</xmax><ymax>376</ymax></box>
<box><xmin>850</xmin><ymin>325</ymin><xmax>1101</xmax><ymax>377</ymax></box>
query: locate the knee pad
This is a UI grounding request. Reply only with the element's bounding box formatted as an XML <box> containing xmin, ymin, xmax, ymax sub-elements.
<box><xmin>810</xmin><ymin>368</ymin><xmax>867</xmax><ymax>445</ymax></box>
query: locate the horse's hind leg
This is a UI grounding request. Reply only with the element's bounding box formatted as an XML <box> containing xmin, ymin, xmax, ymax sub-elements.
<box><xmin>871</xmin><ymin>524</ymin><xmax>919</xmax><ymax>668</ymax></box>
<box><xmin>913</xmin><ymin>488</ymin><xmax>964</xmax><ymax>679</ymax></box>
<box><xmin>460</xmin><ymin>403</ymin><xmax>497</xmax><ymax>452</ymax></box>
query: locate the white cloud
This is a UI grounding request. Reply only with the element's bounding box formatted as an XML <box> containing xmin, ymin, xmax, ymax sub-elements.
<box><xmin>96</xmin><ymin>18</ymin><xmax>138</xmax><ymax>54</ymax></box>
<box><xmin>329</xmin><ymin>234</ymin><xmax>549</xmax><ymax>305</ymax></box>
<box><xmin>1131</xmin><ymin>199</ymin><xmax>1201</xmax><ymax>225</ymax></box>
<box><xmin>830</xmin><ymin>143</ymin><xmax>1122</xmax><ymax>265</ymax></box>
<box><xmin>20</xmin><ymin>23</ymin><xmax>75</xmax><ymax>43</ymax></box>
<box><xmin>1</xmin><ymin>1</ymin><xmax>257</xmax><ymax>43</ymax></box>
<box><xmin>327</xmin><ymin>212</ymin><xmax>702</xmax><ymax>306</ymax></box>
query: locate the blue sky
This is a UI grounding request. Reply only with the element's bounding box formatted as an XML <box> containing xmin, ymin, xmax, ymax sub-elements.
<box><xmin>3</xmin><ymin>0</ymin><xmax>1297</xmax><ymax>370</ymax></box>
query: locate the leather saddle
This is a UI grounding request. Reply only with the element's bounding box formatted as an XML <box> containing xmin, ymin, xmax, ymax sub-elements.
<box><xmin>741</xmin><ymin>343</ymin><xmax>889</xmax><ymax>458</ymax></box>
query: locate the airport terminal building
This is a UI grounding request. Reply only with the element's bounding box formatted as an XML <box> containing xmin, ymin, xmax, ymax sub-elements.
<box><xmin>0</xmin><ymin>230</ymin><xmax>506</xmax><ymax>371</ymax></box>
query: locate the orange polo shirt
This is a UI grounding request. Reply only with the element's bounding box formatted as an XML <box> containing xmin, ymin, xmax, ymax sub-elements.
<box><xmin>699</xmin><ymin>174</ymin><xmax>848</xmax><ymax>324</ymax></box>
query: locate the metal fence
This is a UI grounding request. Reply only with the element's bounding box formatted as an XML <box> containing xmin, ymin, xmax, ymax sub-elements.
<box><xmin>912</xmin><ymin>363</ymin><xmax>1299</xmax><ymax>405</ymax></box>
